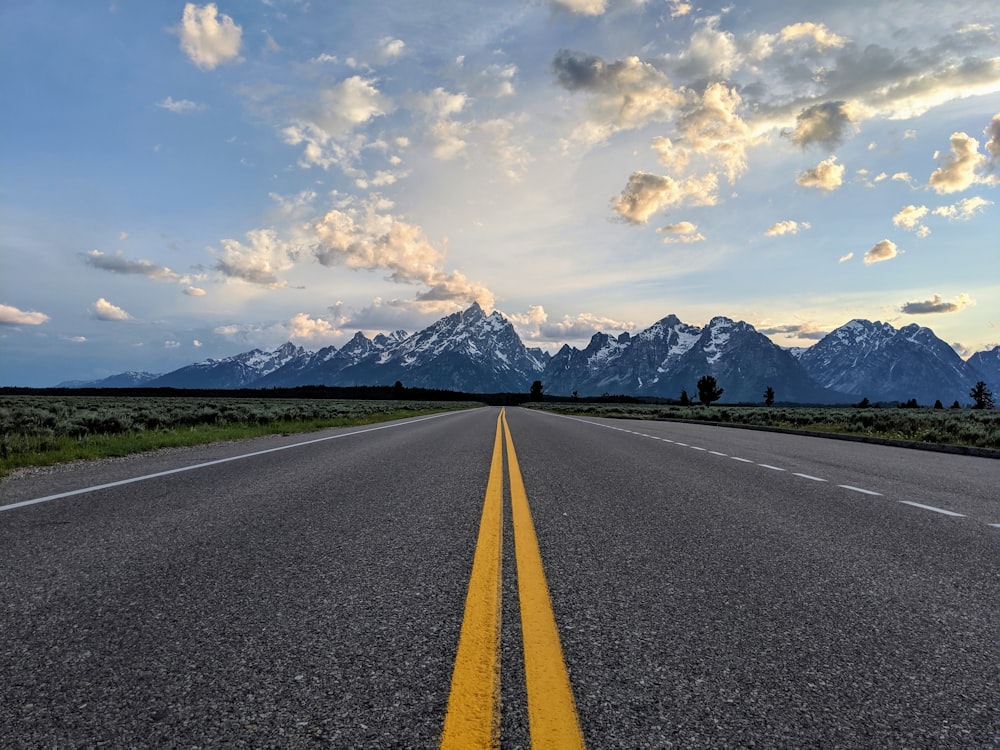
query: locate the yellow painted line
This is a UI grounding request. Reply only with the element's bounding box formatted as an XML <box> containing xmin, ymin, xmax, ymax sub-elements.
<box><xmin>440</xmin><ymin>411</ymin><xmax>505</xmax><ymax>749</ymax></box>
<box><xmin>503</xmin><ymin>409</ymin><xmax>586</xmax><ymax>749</ymax></box>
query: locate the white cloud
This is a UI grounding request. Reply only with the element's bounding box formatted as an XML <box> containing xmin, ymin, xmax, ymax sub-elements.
<box><xmin>778</xmin><ymin>22</ymin><xmax>848</xmax><ymax>52</ymax></box>
<box><xmin>91</xmin><ymin>298</ymin><xmax>132</xmax><ymax>321</ymax></box>
<box><xmin>174</xmin><ymin>3</ymin><xmax>243</xmax><ymax>70</ymax></box>
<box><xmin>932</xmin><ymin>196</ymin><xmax>993</xmax><ymax>220</ymax></box>
<box><xmin>863</xmin><ymin>239</ymin><xmax>900</xmax><ymax>265</ymax></box>
<box><xmin>508</xmin><ymin>305</ymin><xmax>633</xmax><ymax>343</ymax></box>
<box><xmin>156</xmin><ymin>96</ymin><xmax>203</xmax><ymax>114</ymax></box>
<box><xmin>658</xmin><ymin>221</ymin><xmax>706</xmax><ymax>244</ymax></box>
<box><xmin>892</xmin><ymin>204</ymin><xmax>929</xmax><ymax>233</ymax></box>
<box><xmin>928</xmin><ymin>131</ymin><xmax>987</xmax><ymax>194</ymax></box>
<box><xmin>796</xmin><ymin>156</ymin><xmax>845</xmax><ymax>192</ymax></box>
<box><xmin>215</xmin><ymin>228</ymin><xmax>296</xmax><ymax>287</ymax></box>
<box><xmin>550</xmin><ymin>0</ymin><xmax>606</xmax><ymax>16</ymax></box>
<box><xmin>184</xmin><ymin>286</ymin><xmax>207</xmax><ymax>296</ymax></box>
<box><xmin>288</xmin><ymin>312</ymin><xmax>341</xmax><ymax>341</ymax></box>
<box><xmin>986</xmin><ymin>112</ymin><xmax>1000</xmax><ymax>164</ymax></box>
<box><xmin>164</xmin><ymin>340</ymin><xmax>181</xmax><ymax>349</ymax></box>
<box><xmin>900</xmin><ymin>293</ymin><xmax>975</xmax><ymax>315</ymax></box>
<box><xmin>376</xmin><ymin>37</ymin><xmax>405</xmax><ymax>63</ymax></box>
<box><xmin>838</xmin><ymin>252</ymin><xmax>854</xmax><ymax>263</ymax></box>
<box><xmin>765</xmin><ymin>220</ymin><xmax>810</xmax><ymax>236</ymax></box>
<box><xmin>612</xmin><ymin>171</ymin><xmax>717</xmax><ymax>224</ymax></box>
<box><xmin>0</xmin><ymin>303</ymin><xmax>49</xmax><ymax>326</ymax></box>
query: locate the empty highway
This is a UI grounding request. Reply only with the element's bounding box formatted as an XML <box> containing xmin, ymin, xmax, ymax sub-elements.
<box><xmin>2</xmin><ymin>406</ymin><xmax>998</xmax><ymax>747</ymax></box>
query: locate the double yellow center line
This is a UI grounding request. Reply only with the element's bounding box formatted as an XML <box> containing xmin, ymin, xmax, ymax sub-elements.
<box><xmin>441</xmin><ymin>409</ymin><xmax>585</xmax><ymax>749</ymax></box>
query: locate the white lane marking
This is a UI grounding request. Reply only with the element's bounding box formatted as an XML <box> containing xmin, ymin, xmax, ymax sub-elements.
<box><xmin>793</xmin><ymin>473</ymin><xmax>827</xmax><ymax>482</ymax></box>
<box><xmin>690</xmin><ymin>446</ymin><xmax>706</xmax><ymax>451</ymax></box>
<box><xmin>838</xmin><ymin>485</ymin><xmax>882</xmax><ymax>496</ymax></box>
<box><xmin>0</xmin><ymin>411</ymin><xmax>464</xmax><ymax>513</ymax></box>
<box><xmin>990</xmin><ymin>524</ymin><xmax>1000</xmax><ymax>529</ymax></box>
<box><xmin>709</xmin><ymin>451</ymin><xmax>728</xmax><ymax>456</ymax></box>
<box><xmin>675</xmin><ymin>442</ymin><xmax>689</xmax><ymax>447</ymax></box>
<box><xmin>731</xmin><ymin>457</ymin><xmax>753</xmax><ymax>463</ymax></box>
<box><xmin>899</xmin><ymin>501</ymin><xmax>965</xmax><ymax>518</ymax></box>
<box><xmin>757</xmin><ymin>463</ymin><xmax>786</xmax><ymax>471</ymax></box>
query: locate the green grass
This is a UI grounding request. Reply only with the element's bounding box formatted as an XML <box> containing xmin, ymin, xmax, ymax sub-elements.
<box><xmin>0</xmin><ymin>396</ymin><xmax>480</xmax><ymax>478</ymax></box>
<box><xmin>526</xmin><ymin>402</ymin><xmax>1000</xmax><ymax>452</ymax></box>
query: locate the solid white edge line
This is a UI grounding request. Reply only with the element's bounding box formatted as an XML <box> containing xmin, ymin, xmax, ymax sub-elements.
<box><xmin>898</xmin><ymin>501</ymin><xmax>965</xmax><ymax>517</ymax></box>
<box><xmin>793</xmin><ymin>473</ymin><xmax>827</xmax><ymax>482</ymax></box>
<box><xmin>838</xmin><ymin>484</ymin><xmax>882</xmax><ymax>496</ymax></box>
<box><xmin>1</xmin><ymin>411</ymin><xmax>463</xmax><ymax>513</ymax></box>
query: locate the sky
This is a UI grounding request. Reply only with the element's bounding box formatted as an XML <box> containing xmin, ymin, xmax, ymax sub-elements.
<box><xmin>1</xmin><ymin>0</ymin><xmax>999</xmax><ymax>386</ymax></box>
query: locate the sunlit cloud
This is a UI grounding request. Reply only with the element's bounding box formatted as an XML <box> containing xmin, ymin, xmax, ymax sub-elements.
<box><xmin>288</xmin><ymin>312</ymin><xmax>342</xmax><ymax>341</ymax></box>
<box><xmin>900</xmin><ymin>293</ymin><xmax>975</xmax><ymax>315</ymax></box>
<box><xmin>863</xmin><ymin>239</ymin><xmax>900</xmax><ymax>265</ymax></box>
<box><xmin>838</xmin><ymin>252</ymin><xmax>854</xmax><ymax>263</ymax></box>
<box><xmin>0</xmin><ymin>303</ymin><xmax>50</xmax><ymax>326</ymax></box>
<box><xmin>892</xmin><ymin>204</ymin><xmax>930</xmax><ymax>235</ymax></box>
<box><xmin>764</xmin><ymin>220</ymin><xmax>810</xmax><ymax>236</ymax></box>
<box><xmin>508</xmin><ymin>305</ymin><xmax>634</xmax><ymax>344</ymax></box>
<box><xmin>778</xmin><ymin>22</ymin><xmax>847</xmax><ymax>52</ymax></box>
<box><xmin>184</xmin><ymin>286</ymin><xmax>207</xmax><ymax>296</ymax></box>
<box><xmin>173</xmin><ymin>3</ymin><xmax>243</xmax><ymax>70</ymax></box>
<box><xmin>657</xmin><ymin>221</ymin><xmax>705</xmax><ymax>243</ymax></box>
<box><xmin>932</xmin><ymin>195</ymin><xmax>993</xmax><ymax>220</ymax></box>
<box><xmin>612</xmin><ymin>171</ymin><xmax>717</xmax><ymax>224</ymax></box>
<box><xmin>787</xmin><ymin>101</ymin><xmax>858</xmax><ymax>149</ymax></box>
<box><xmin>91</xmin><ymin>298</ymin><xmax>132</xmax><ymax>321</ymax></box>
<box><xmin>550</xmin><ymin>0</ymin><xmax>606</xmax><ymax>16</ymax></box>
<box><xmin>796</xmin><ymin>156</ymin><xmax>845</xmax><ymax>192</ymax></box>
<box><xmin>928</xmin><ymin>131</ymin><xmax>987</xmax><ymax>194</ymax></box>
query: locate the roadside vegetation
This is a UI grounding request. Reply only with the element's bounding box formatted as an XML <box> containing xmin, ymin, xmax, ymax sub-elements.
<box><xmin>527</xmin><ymin>402</ymin><xmax>1000</xmax><ymax>452</ymax></box>
<box><xmin>0</xmin><ymin>395</ymin><xmax>480</xmax><ymax>478</ymax></box>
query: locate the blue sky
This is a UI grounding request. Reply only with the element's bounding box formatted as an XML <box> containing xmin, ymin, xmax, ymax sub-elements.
<box><xmin>1</xmin><ymin>0</ymin><xmax>998</xmax><ymax>386</ymax></box>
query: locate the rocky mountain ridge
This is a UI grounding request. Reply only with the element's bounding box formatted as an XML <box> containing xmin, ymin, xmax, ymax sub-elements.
<box><xmin>60</xmin><ymin>303</ymin><xmax>998</xmax><ymax>405</ymax></box>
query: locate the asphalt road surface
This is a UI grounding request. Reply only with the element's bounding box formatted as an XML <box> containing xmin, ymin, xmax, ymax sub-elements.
<box><xmin>2</xmin><ymin>406</ymin><xmax>998</xmax><ymax>747</ymax></box>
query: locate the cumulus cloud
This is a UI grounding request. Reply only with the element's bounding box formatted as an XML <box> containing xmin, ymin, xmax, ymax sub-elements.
<box><xmin>778</xmin><ymin>22</ymin><xmax>848</xmax><ymax>52</ymax></box>
<box><xmin>787</xmin><ymin>101</ymin><xmax>858</xmax><ymax>149</ymax></box>
<box><xmin>376</xmin><ymin>37</ymin><xmax>405</xmax><ymax>63</ymax></box>
<box><xmin>756</xmin><ymin>322</ymin><xmax>829</xmax><ymax>341</ymax></box>
<box><xmin>658</xmin><ymin>221</ymin><xmax>706</xmax><ymax>244</ymax></box>
<box><xmin>838</xmin><ymin>252</ymin><xmax>854</xmax><ymax>263</ymax></box>
<box><xmin>928</xmin><ymin>131</ymin><xmax>987</xmax><ymax>194</ymax></box>
<box><xmin>282</xmin><ymin>76</ymin><xmax>393</xmax><ymax>169</ymax></box>
<box><xmin>892</xmin><ymin>204</ymin><xmax>930</xmax><ymax>236</ymax></box>
<box><xmin>796</xmin><ymin>156</ymin><xmax>845</xmax><ymax>191</ymax></box>
<box><xmin>288</xmin><ymin>312</ymin><xmax>341</xmax><ymax>341</ymax></box>
<box><xmin>156</xmin><ymin>96</ymin><xmax>204</xmax><ymax>114</ymax></box>
<box><xmin>765</xmin><ymin>220</ymin><xmax>810</xmax><ymax>236</ymax></box>
<box><xmin>986</xmin><ymin>113</ymin><xmax>1000</xmax><ymax>165</ymax></box>
<box><xmin>81</xmin><ymin>250</ymin><xmax>191</xmax><ymax>284</ymax></box>
<box><xmin>310</xmin><ymin>197</ymin><xmax>494</xmax><ymax>309</ymax></box>
<box><xmin>508</xmin><ymin>305</ymin><xmax>634</xmax><ymax>343</ymax></box>
<box><xmin>184</xmin><ymin>286</ymin><xmax>207</xmax><ymax>296</ymax></box>
<box><xmin>553</xmin><ymin>50</ymin><xmax>683</xmax><ymax>144</ymax></box>
<box><xmin>863</xmin><ymin>239</ymin><xmax>899</xmax><ymax>265</ymax></box>
<box><xmin>932</xmin><ymin>195</ymin><xmax>993</xmax><ymax>220</ymax></box>
<box><xmin>215</xmin><ymin>228</ymin><xmax>296</xmax><ymax>287</ymax></box>
<box><xmin>550</xmin><ymin>0</ymin><xmax>606</xmax><ymax>15</ymax></box>
<box><xmin>174</xmin><ymin>3</ymin><xmax>242</xmax><ymax>70</ymax></box>
<box><xmin>0</xmin><ymin>303</ymin><xmax>49</xmax><ymax>326</ymax></box>
<box><xmin>900</xmin><ymin>293</ymin><xmax>974</xmax><ymax>315</ymax></box>
<box><xmin>612</xmin><ymin>171</ymin><xmax>717</xmax><ymax>224</ymax></box>
<box><xmin>91</xmin><ymin>298</ymin><xmax>132</xmax><ymax>321</ymax></box>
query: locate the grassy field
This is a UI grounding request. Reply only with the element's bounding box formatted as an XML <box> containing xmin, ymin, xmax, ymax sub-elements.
<box><xmin>0</xmin><ymin>395</ymin><xmax>481</xmax><ymax>478</ymax></box>
<box><xmin>527</xmin><ymin>402</ymin><xmax>1000</xmax><ymax>452</ymax></box>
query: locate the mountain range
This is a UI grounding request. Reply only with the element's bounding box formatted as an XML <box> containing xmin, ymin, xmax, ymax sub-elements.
<box><xmin>60</xmin><ymin>303</ymin><xmax>999</xmax><ymax>405</ymax></box>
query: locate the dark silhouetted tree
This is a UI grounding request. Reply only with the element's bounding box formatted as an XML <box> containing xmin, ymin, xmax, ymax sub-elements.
<box><xmin>393</xmin><ymin>380</ymin><xmax>405</xmax><ymax>399</ymax></box>
<box><xmin>763</xmin><ymin>385</ymin><xmax>775</xmax><ymax>406</ymax></box>
<box><xmin>950</xmin><ymin>400</ymin><xmax>962</xmax><ymax>409</ymax></box>
<box><xmin>529</xmin><ymin>380</ymin><xmax>544</xmax><ymax>401</ymax></box>
<box><xmin>969</xmin><ymin>381</ymin><xmax>995</xmax><ymax>410</ymax></box>
<box><xmin>696</xmin><ymin>375</ymin><xmax>723</xmax><ymax>406</ymax></box>
<box><xmin>933</xmin><ymin>399</ymin><xmax>943</xmax><ymax>410</ymax></box>
<box><xmin>856</xmin><ymin>397</ymin><xmax>871</xmax><ymax>408</ymax></box>
<box><xmin>679</xmin><ymin>389</ymin><xmax>691</xmax><ymax>406</ymax></box>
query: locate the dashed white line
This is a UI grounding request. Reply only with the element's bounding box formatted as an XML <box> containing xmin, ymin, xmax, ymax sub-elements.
<box><xmin>757</xmin><ymin>463</ymin><xmax>786</xmax><ymax>472</ymax></box>
<box><xmin>675</xmin><ymin>442</ymin><xmax>689</xmax><ymax>447</ymax></box>
<box><xmin>731</xmin><ymin>457</ymin><xmax>753</xmax><ymax>463</ymax></box>
<box><xmin>690</xmin><ymin>446</ymin><xmax>707</xmax><ymax>451</ymax></box>
<box><xmin>899</xmin><ymin>501</ymin><xmax>965</xmax><ymax>517</ymax></box>
<box><xmin>709</xmin><ymin>451</ymin><xmax>728</xmax><ymax>457</ymax></box>
<box><xmin>793</xmin><ymin>473</ymin><xmax>827</xmax><ymax>482</ymax></box>
<box><xmin>838</xmin><ymin>485</ymin><xmax>882</xmax><ymax>496</ymax></box>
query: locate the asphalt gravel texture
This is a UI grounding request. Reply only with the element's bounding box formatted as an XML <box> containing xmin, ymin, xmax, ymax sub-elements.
<box><xmin>2</xmin><ymin>406</ymin><xmax>998</xmax><ymax>747</ymax></box>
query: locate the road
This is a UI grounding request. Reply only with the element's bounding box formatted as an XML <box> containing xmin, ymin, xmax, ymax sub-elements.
<box><xmin>1</xmin><ymin>406</ymin><xmax>998</xmax><ymax>747</ymax></box>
